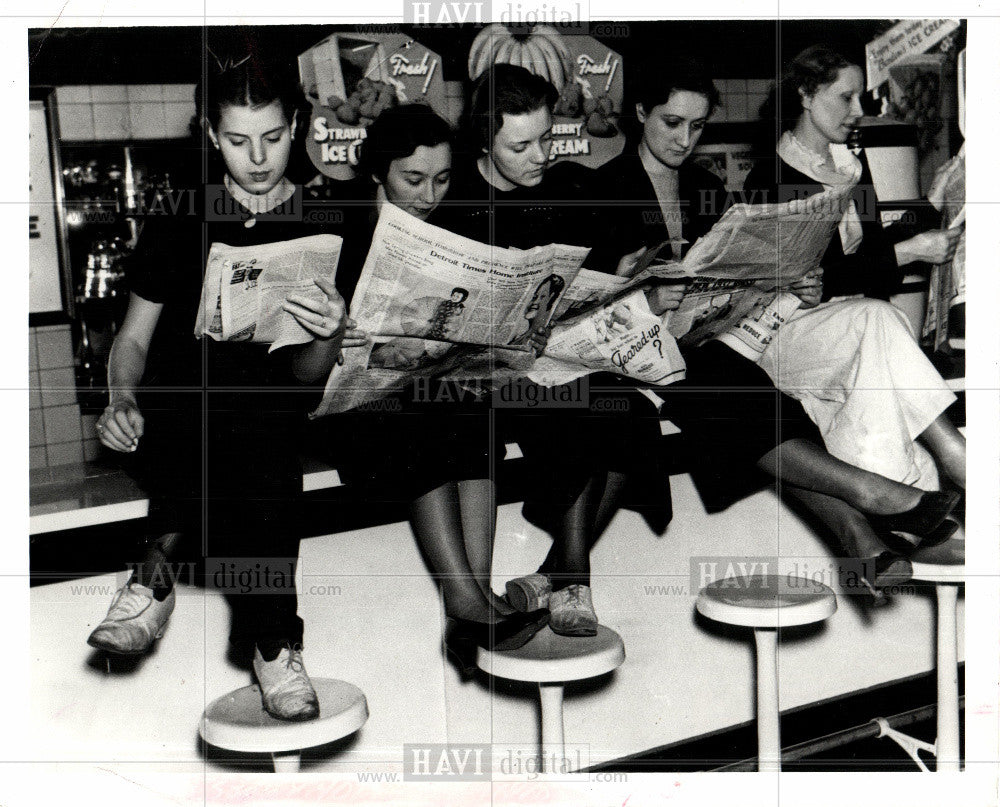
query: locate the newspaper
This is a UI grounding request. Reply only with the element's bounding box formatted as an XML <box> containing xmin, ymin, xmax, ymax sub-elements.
<box><xmin>312</xmin><ymin>185</ymin><xmax>849</xmax><ymax>412</ymax></box>
<box><xmin>629</xmin><ymin>182</ymin><xmax>854</xmax><ymax>347</ymax></box>
<box><xmin>528</xmin><ymin>183</ymin><xmax>853</xmax><ymax>385</ymax></box>
<box><xmin>529</xmin><ymin>288</ymin><xmax>686</xmax><ymax>387</ymax></box>
<box><xmin>312</xmin><ymin>203</ymin><xmax>589</xmax><ymax>415</ymax></box>
<box><xmin>923</xmin><ymin>151</ymin><xmax>966</xmax><ymax>348</ymax></box>
<box><xmin>194</xmin><ymin>234</ymin><xmax>343</xmax><ymax>352</ymax></box>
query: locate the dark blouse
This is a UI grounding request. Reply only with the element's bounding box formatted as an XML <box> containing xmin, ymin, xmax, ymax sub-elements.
<box><xmin>127</xmin><ymin>183</ymin><xmax>347</xmax><ymax>411</ymax></box>
<box><xmin>583</xmin><ymin>150</ymin><xmax>729</xmax><ymax>272</ymax></box>
<box><xmin>742</xmin><ymin>152</ymin><xmax>903</xmax><ymax>301</ymax></box>
<box><xmin>438</xmin><ymin>158</ymin><xmax>598</xmax><ymax>251</ymax></box>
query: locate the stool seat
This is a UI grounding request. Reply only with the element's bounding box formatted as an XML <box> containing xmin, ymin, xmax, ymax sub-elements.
<box><xmin>200</xmin><ymin>678</ymin><xmax>368</xmax><ymax>754</ymax></box>
<box><xmin>696</xmin><ymin>574</ymin><xmax>837</xmax><ymax>628</ymax></box>
<box><xmin>911</xmin><ymin>538</ymin><xmax>965</xmax><ymax>583</ymax></box>
<box><xmin>477</xmin><ymin>625</ymin><xmax>625</xmax><ymax>683</ymax></box>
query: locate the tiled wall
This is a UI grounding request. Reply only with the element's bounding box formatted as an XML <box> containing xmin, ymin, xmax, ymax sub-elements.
<box><xmin>55</xmin><ymin>84</ymin><xmax>196</xmax><ymax>141</ymax></box>
<box><xmin>29</xmin><ymin>324</ymin><xmax>100</xmax><ymax>470</ymax></box>
<box><xmin>713</xmin><ymin>78</ymin><xmax>773</xmax><ymax>122</ymax></box>
<box><xmin>50</xmin><ymin>78</ymin><xmax>765</xmax><ymax>141</ymax></box>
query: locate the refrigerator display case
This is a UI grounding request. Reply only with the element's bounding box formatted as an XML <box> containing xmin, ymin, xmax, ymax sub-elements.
<box><xmin>55</xmin><ymin>139</ymin><xmax>193</xmax><ymax>409</ymax></box>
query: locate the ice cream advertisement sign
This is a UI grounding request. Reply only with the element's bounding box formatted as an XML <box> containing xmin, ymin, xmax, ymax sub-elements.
<box><xmin>300</xmin><ymin>33</ymin><xmax>448</xmax><ymax>179</ymax></box>
<box><xmin>467</xmin><ymin>25</ymin><xmax>625</xmax><ymax>168</ymax></box>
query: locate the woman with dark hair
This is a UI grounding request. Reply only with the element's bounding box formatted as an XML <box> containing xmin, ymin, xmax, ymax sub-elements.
<box><xmin>317</xmin><ymin>102</ymin><xmax>551</xmax><ymax>678</ymax></box>
<box><xmin>743</xmin><ymin>44</ymin><xmax>966</xmax><ymax>492</ymax></box>
<box><xmin>433</xmin><ymin>64</ymin><xmax>630</xmax><ymax>637</ymax></box>
<box><xmin>443</xmin><ymin>63</ymin><xmax>575</xmax><ymax>249</ymax></box>
<box><xmin>88</xmin><ymin>50</ymin><xmax>360</xmax><ymax>720</ymax></box>
<box><xmin>504</xmin><ymin>53</ymin><xmax>961</xmax><ymax>606</ymax></box>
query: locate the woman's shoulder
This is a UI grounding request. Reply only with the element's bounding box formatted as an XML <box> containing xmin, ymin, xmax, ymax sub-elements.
<box><xmin>592</xmin><ymin>150</ymin><xmax>644</xmax><ymax>191</ymax></box>
<box><xmin>444</xmin><ymin>155</ymin><xmax>491</xmax><ymax>202</ymax></box>
<box><xmin>543</xmin><ymin>160</ymin><xmax>600</xmax><ymax>195</ymax></box>
<box><xmin>744</xmin><ymin>152</ymin><xmax>816</xmax><ymax>187</ymax></box>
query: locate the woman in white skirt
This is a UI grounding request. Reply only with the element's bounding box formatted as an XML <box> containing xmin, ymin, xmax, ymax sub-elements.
<box><xmin>743</xmin><ymin>44</ymin><xmax>965</xmax><ymax>493</ymax></box>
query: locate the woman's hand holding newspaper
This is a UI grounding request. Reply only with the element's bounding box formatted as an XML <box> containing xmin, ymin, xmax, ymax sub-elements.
<box><xmin>787</xmin><ymin>268</ymin><xmax>824</xmax><ymax>309</ymax></box>
<box><xmin>283</xmin><ymin>278</ymin><xmax>368</xmax><ymax>346</ymax></box>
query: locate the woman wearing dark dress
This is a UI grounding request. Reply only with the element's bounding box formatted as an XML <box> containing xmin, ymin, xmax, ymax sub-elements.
<box><xmin>317</xmin><ymin>104</ymin><xmax>551</xmax><ymax>678</ymax></box>
<box><xmin>742</xmin><ymin>44</ymin><xmax>966</xmax><ymax>492</ymax></box>
<box><xmin>439</xmin><ymin>64</ymin><xmax>636</xmax><ymax>636</ymax></box>
<box><xmin>87</xmin><ymin>54</ymin><xmax>359</xmax><ymax>720</ymax></box>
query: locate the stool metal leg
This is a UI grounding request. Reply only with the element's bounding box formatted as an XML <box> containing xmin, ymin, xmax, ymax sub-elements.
<box><xmin>272</xmin><ymin>750</ymin><xmax>301</xmax><ymax>773</ymax></box>
<box><xmin>935</xmin><ymin>583</ymin><xmax>960</xmax><ymax>772</ymax></box>
<box><xmin>754</xmin><ymin>628</ymin><xmax>781</xmax><ymax>772</ymax></box>
<box><xmin>538</xmin><ymin>682</ymin><xmax>566</xmax><ymax>774</ymax></box>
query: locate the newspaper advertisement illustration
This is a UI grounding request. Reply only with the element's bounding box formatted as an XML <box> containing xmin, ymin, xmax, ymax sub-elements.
<box><xmin>194</xmin><ymin>234</ymin><xmax>343</xmax><ymax>352</ymax></box>
<box><xmin>529</xmin><ymin>288</ymin><xmax>686</xmax><ymax>387</ymax></box>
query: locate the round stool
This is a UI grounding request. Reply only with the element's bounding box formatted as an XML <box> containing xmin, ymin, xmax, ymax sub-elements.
<box><xmin>696</xmin><ymin>574</ymin><xmax>837</xmax><ymax>772</ymax></box>
<box><xmin>911</xmin><ymin>537</ymin><xmax>964</xmax><ymax>772</ymax></box>
<box><xmin>199</xmin><ymin>679</ymin><xmax>368</xmax><ymax>772</ymax></box>
<box><xmin>477</xmin><ymin>625</ymin><xmax>625</xmax><ymax>774</ymax></box>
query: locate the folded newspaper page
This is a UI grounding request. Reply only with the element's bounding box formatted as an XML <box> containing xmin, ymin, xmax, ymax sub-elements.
<box><xmin>923</xmin><ymin>150</ymin><xmax>965</xmax><ymax>348</ymax></box>
<box><xmin>195</xmin><ymin>234</ymin><xmax>343</xmax><ymax>352</ymax></box>
<box><xmin>528</xmin><ymin>183</ymin><xmax>853</xmax><ymax>385</ymax></box>
<box><xmin>312</xmin><ymin>203</ymin><xmax>589</xmax><ymax>415</ymax></box>
<box><xmin>529</xmin><ymin>288</ymin><xmax>686</xmax><ymax>387</ymax></box>
<box><xmin>624</xmin><ymin>183</ymin><xmax>853</xmax><ymax>348</ymax></box>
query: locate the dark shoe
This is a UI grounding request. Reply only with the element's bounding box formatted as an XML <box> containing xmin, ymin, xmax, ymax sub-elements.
<box><xmin>444</xmin><ymin>611</ymin><xmax>552</xmax><ymax>680</ymax></box>
<box><xmin>878</xmin><ymin>516</ymin><xmax>960</xmax><ymax>555</ymax></box>
<box><xmin>492</xmin><ymin>610</ymin><xmax>551</xmax><ymax>651</ymax></box>
<box><xmin>868</xmin><ymin>491</ymin><xmax>962</xmax><ymax>549</ymax></box>
<box><xmin>857</xmin><ymin>551</ymin><xmax>913</xmax><ymax>604</ymax></box>
<box><xmin>443</xmin><ymin>619</ymin><xmax>480</xmax><ymax>680</ymax></box>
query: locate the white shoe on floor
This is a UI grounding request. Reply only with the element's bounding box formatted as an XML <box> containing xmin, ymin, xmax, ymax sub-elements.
<box><xmin>548</xmin><ymin>584</ymin><xmax>599</xmax><ymax>637</ymax></box>
<box><xmin>253</xmin><ymin>644</ymin><xmax>320</xmax><ymax>721</ymax></box>
<box><xmin>87</xmin><ymin>581</ymin><xmax>176</xmax><ymax>655</ymax></box>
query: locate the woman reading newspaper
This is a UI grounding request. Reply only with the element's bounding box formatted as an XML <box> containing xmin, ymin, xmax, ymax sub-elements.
<box><xmin>505</xmin><ymin>55</ymin><xmax>961</xmax><ymax>606</ymax></box>
<box><xmin>321</xmin><ymin>103</ymin><xmax>555</xmax><ymax>681</ymax></box>
<box><xmin>742</xmin><ymin>44</ymin><xmax>966</xmax><ymax>493</ymax></box>
<box><xmin>437</xmin><ymin>64</ymin><xmax>639</xmax><ymax>639</ymax></box>
<box><xmin>88</xmin><ymin>51</ymin><xmax>359</xmax><ymax>720</ymax></box>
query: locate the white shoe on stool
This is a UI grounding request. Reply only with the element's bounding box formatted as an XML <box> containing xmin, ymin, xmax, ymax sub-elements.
<box><xmin>253</xmin><ymin>644</ymin><xmax>320</xmax><ymax>721</ymax></box>
<box><xmin>549</xmin><ymin>584</ymin><xmax>598</xmax><ymax>637</ymax></box>
<box><xmin>505</xmin><ymin>573</ymin><xmax>552</xmax><ymax>612</ymax></box>
<box><xmin>87</xmin><ymin>581</ymin><xmax>175</xmax><ymax>655</ymax></box>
